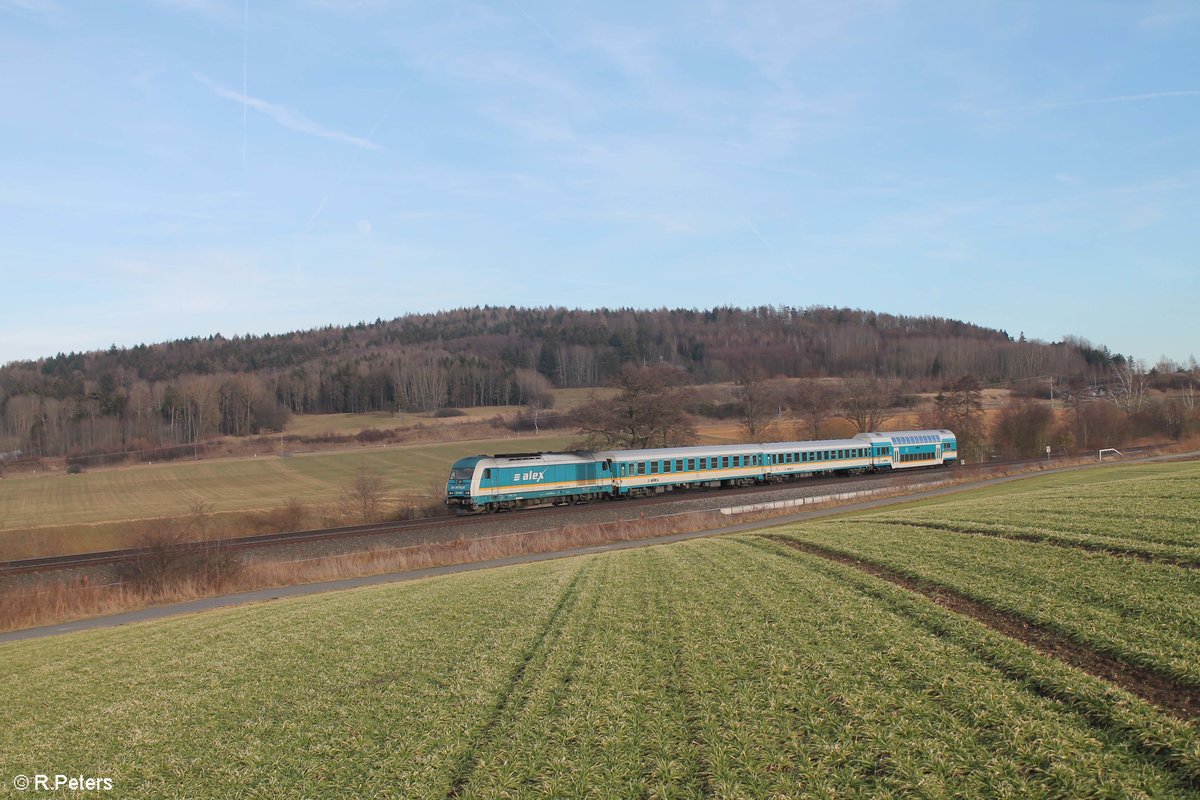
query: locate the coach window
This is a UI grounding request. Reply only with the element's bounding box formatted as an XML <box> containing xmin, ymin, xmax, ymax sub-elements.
<box><xmin>664</xmin><ymin>461</ymin><xmax>672</xmax><ymax>473</ymax></box>
<box><xmin>720</xmin><ymin>456</ymin><xmax>728</xmax><ymax>468</ymax></box>
<box><xmin>650</xmin><ymin>462</ymin><xmax>659</xmax><ymax>474</ymax></box>
<box><xmin>637</xmin><ymin>462</ymin><xmax>646</xmax><ymax>475</ymax></box>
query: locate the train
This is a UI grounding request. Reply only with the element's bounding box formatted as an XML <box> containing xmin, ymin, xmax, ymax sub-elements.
<box><xmin>446</xmin><ymin>429</ymin><xmax>957</xmax><ymax>513</ymax></box>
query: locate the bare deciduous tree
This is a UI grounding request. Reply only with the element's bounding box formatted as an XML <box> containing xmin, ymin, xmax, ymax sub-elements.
<box><xmin>338</xmin><ymin>470</ymin><xmax>388</xmax><ymax>523</ymax></box>
<box><xmin>789</xmin><ymin>380</ymin><xmax>835</xmax><ymax>439</ymax></box>
<box><xmin>917</xmin><ymin>376</ymin><xmax>985</xmax><ymax>461</ymax></box>
<box><xmin>1180</xmin><ymin>377</ymin><xmax>1196</xmax><ymax>413</ymax></box>
<box><xmin>515</xmin><ymin>369</ymin><xmax>555</xmax><ymax>433</ymax></box>
<box><xmin>835</xmin><ymin>375</ymin><xmax>895</xmax><ymax>433</ymax></box>
<box><xmin>735</xmin><ymin>369</ymin><xmax>779</xmax><ymax>441</ymax></box>
<box><xmin>992</xmin><ymin>398</ymin><xmax>1055</xmax><ymax>458</ymax></box>
<box><xmin>574</xmin><ymin>364</ymin><xmax>696</xmax><ymax>449</ymax></box>
<box><xmin>187</xmin><ymin>498</ymin><xmax>214</xmax><ymax>540</ymax></box>
<box><xmin>1109</xmin><ymin>358</ymin><xmax>1149</xmax><ymax>415</ymax></box>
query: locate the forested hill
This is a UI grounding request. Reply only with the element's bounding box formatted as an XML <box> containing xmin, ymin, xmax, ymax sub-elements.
<box><xmin>1</xmin><ymin>306</ymin><xmax>1116</xmax><ymax>459</ymax></box>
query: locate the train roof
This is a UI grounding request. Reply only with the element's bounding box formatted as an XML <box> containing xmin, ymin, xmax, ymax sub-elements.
<box><xmin>594</xmin><ymin>443</ymin><xmax>764</xmax><ymax>461</ymax></box>
<box><xmin>761</xmin><ymin>437</ymin><xmax>867</xmax><ymax>450</ymax></box>
<box><xmin>481</xmin><ymin>451</ymin><xmax>601</xmax><ymax>466</ymax></box>
<box><xmin>857</xmin><ymin>429</ymin><xmax>955</xmax><ymax>444</ymax></box>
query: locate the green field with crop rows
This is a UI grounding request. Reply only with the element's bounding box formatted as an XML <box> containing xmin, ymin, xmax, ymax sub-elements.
<box><xmin>2</xmin><ymin>462</ymin><xmax>1198</xmax><ymax>797</ymax></box>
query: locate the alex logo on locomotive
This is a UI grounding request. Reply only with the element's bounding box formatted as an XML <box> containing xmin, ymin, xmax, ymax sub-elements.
<box><xmin>513</xmin><ymin>471</ymin><xmax>546</xmax><ymax>482</ymax></box>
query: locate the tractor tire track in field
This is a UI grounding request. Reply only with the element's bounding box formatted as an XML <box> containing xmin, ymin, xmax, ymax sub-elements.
<box><xmin>752</xmin><ymin>537</ymin><xmax>1200</xmax><ymax>791</ymax></box>
<box><xmin>871</xmin><ymin>519</ymin><xmax>1200</xmax><ymax>569</ymax></box>
<box><xmin>767</xmin><ymin>537</ymin><xmax>1200</xmax><ymax>722</ymax></box>
<box><xmin>444</xmin><ymin>560</ymin><xmax>593</xmax><ymax>799</ymax></box>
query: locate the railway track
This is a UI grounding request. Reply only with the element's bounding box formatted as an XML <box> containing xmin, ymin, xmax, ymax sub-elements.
<box><xmin>0</xmin><ymin>445</ymin><xmax>1168</xmax><ymax>578</ymax></box>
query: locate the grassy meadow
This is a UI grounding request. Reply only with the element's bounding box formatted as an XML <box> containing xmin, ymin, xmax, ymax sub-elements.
<box><xmin>2</xmin><ymin>462</ymin><xmax>1198</xmax><ymax>797</ymax></box>
<box><xmin>0</xmin><ymin>434</ymin><xmax>573</xmax><ymax>555</ymax></box>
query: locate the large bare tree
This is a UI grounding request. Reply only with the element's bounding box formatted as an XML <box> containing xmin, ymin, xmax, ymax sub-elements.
<box><xmin>835</xmin><ymin>375</ymin><xmax>895</xmax><ymax>433</ymax></box>
<box><xmin>917</xmin><ymin>376</ymin><xmax>984</xmax><ymax>460</ymax></box>
<box><xmin>1109</xmin><ymin>358</ymin><xmax>1149</xmax><ymax>414</ymax></box>
<box><xmin>789</xmin><ymin>380</ymin><xmax>836</xmax><ymax>439</ymax></box>
<box><xmin>574</xmin><ymin>364</ymin><xmax>696</xmax><ymax>449</ymax></box>
<box><xmin>735</xmin><ymin>368</ymin><xmax>779</xmax><ymax>441</ymax></box>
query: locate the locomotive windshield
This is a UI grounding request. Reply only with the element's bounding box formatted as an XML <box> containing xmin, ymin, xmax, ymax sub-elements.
<box><xmin>450</xmin><ymin>467</ymin><xmax>474</xmax><ymax>480</ymax></box>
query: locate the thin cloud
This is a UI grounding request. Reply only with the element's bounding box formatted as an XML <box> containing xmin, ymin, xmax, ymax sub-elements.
<box><xmin>996</xmin><ymin>90</ymin><xmax>1200</xmax><ymax>114</ymax></box>
<box><xmin>745</xmin><ymin>218</ymin><xmax>797</xmax><ymax>272</ymax></box>
<box><xmin>507</xmin><ymin>0</ymin><xmax>561</xmax><ymax>48</ymax></box>
<box><xmin>0</xmin><ymin>0</ymin><xmax>60</xmax><ymax>18</ymax></box>
<box><xmin>148</xmin><ymin>0</ymin><xmax>238</xmax><ymax>25</ymax></box>
<box><xmin>195</xmin><ymin>73</ymin><xmax>382</xmax><ymax>151</ymax></box>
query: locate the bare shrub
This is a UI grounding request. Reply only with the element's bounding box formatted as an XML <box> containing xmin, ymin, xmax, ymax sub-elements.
<box><xmin>117</xmin><ymin>519</ymin><xmax>241</xmax><ymax>593</ymax></box>
<box><xmin>337</xmin><ymin>470</ymin><xmax>388</xmax><ymax>523</ymax></box>
<box><xmin>354</xmin><ymin>428</ymin><xmax>392</xmax><ymax>443</ymax></box>
<box><xmin>275</xmin><ymin>497</ymin><xmax>308</xmax><ymax>531</ymax></box>
<box><xmin>187</xmin><ymin>499</ymin><xmax>214</xmax><ymax>539</ymax></box>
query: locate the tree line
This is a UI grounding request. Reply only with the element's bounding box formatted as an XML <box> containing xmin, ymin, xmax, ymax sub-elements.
<box><xmin>572</xmin><ymin>362</ymin><xmax>1200</xmax><ymax>463</ymax></box>
<box><xmin>0</xmin><ymin>305</ymin><xmax>1172</xmax><ymax>462</ymax></box>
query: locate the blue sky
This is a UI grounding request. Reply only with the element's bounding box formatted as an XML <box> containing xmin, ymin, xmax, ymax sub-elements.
<box><xmin>1</xmin><ymin>0</ymin><xmax>1197</xmax><ymax>367</ymax></box>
